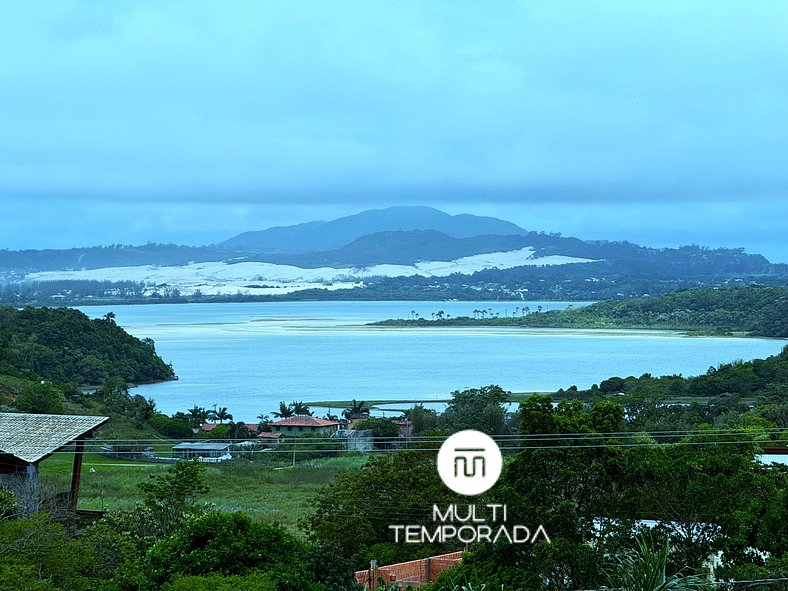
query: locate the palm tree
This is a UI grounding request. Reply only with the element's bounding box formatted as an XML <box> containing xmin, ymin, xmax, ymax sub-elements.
<box><xmin>602</xmin><ymin>536</ymin><xmax>713</xmax><ymax>591</ymax></box>
<box><xmin>272</xmin><ymin>401</ymin><xmax>295</xmax><ymax>418</ymax></box>
<box><xmin>227</xmin><ymin>421</ymin><xmax>248</xmax><ymax>439</ymax></box>
<box><xmin>291</xmin><ymin>401</ymin><xmax>313</xmax><ymax>416</ymax></box>
<box><xmin>188</xmin><ymin>405</ymin><xmax>209</xmax><ymax>427</ymax></box>
<box><xmin>256</xmin><ymin>413</ymin><xmax>272</xmax><ymax>432</ymax></box>
<box><xmin>103</xmin><ymin>311</ymin><xmax>116</xmax><ymax>325</ymax></box>
<box><xmin>208</xmin><ymin>406</ymin><xmax>233</xmax><ymax>424</ymax></box>
<box><xmin>343</xmin><ymin>399</ymin><xmax>369</xmax><ymax>419</ymax></box>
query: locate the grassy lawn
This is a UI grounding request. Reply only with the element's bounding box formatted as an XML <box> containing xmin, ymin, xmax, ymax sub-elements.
<box><xmin>39</xmin><ymin>452</ymin><xmax>366</xmax><ymax>535</ymax></box>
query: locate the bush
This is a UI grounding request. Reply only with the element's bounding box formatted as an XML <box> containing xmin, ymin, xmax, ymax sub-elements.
<box><xmin>0</xmin><ymin>488</ymin><xmax>17</xmax><ymax>518</ymax></box>
<box><xmin>142</xmin><ymin>512</ymin><xmax>319</xmax><ymax>590</ymax></box>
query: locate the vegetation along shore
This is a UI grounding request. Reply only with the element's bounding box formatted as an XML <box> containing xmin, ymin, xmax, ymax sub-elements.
<box><xmin>372</xmin><ymin>285</ymin><xmax>788</xmax><ymax>337</ymax></box>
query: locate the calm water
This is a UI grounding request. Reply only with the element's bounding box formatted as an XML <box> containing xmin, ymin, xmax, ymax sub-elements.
<box><xmin>77</xmin><ymin>301</ymin><xmax>786</xmax><ymax>422</ymax></box>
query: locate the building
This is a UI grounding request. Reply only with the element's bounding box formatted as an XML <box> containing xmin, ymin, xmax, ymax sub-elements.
<box><xmin>269</xmin><ymin>416</ymin><xmax>340</xmax><ymax>436</ymax></box>
<box><xmin>0</xmin><ymin>413</ymin><xmax>108</xmax><ymax>514</ymax></box>
<box><xmin>256</xmin><ymin>431</ymin><xmax>284</xmax><ymax>445</ymax></box>
<box><xmin>172</xmin><ymin>442</ymin><xmax>231</xmax><ymax>462</ymax></box>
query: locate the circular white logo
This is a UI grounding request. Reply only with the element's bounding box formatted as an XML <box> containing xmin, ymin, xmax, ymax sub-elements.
<box><xmin>437</xmin><ymin>430</ymin><xmax>503</xmax><ymax>496</ymax></box>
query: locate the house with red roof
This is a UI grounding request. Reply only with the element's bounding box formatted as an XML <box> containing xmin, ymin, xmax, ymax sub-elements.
<box><xmin>269</xmin><ymin>416</ymin><xmax>340</xmax><ymax>436</ymax></box>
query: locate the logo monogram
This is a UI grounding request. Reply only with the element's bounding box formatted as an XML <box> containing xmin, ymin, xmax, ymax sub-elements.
<box><xmin>438</xmin><ymin>431</ymin><xmax>502</xmax><ymax>496</ymax></box>
<box><xmin>453</xmin><ymin>448</ymin><xmax>486</xmax><ymax>478</ymax></box>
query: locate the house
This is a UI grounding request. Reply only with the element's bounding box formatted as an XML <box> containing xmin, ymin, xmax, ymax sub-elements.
<box><xmin>255</xmin><ymin>431</ymin><xmax>283</xmax><ymax>448</ymax></box>
<box><xmin>269</xmin><ymin>416</ymin><xmax>340</xmax><ymax>436</ymax></box>
<box><xmin>256</xmin><ymin>431</ymin><xmax>283</xmax><ymax>441</ymax></box>
<box><xmin>172</xmin><ymin>442</ymin><xmax>231</xmax><ymax>462</ymax></box>
<box><xmin>191</xmin><ymin>422</ymin><xmax>218</xmax><ymax>434</ymax></box>
<box><xmin>0</xmin><ymin>412</ymin><xmax>109</xmax><ymax>514</ymax></box>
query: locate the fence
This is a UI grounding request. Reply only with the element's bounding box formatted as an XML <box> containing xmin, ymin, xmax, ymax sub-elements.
<box><xmin>355</xmin><ymin>551</ymin><xmax>464</xmax><ymax>588</ymax></box>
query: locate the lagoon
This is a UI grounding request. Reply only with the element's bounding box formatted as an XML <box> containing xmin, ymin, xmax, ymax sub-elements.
<box><xmin>77</xmin><ymin>301</ymin><xmax>786</xmax><ymax>422</ymax></box>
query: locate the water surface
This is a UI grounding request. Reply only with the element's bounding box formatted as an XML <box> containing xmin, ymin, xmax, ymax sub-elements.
<box><xmin>77</xmin><ymin>301</ymin><xmax>785</xmax><ymax>421</ymax></box>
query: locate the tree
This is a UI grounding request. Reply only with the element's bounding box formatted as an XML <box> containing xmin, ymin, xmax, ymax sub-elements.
<box><xmin>272</xmin><ymin>401</ymin><xmax>294</xmax><ymax>418</ymax></box>
<box><xmin>208</xmin><ymin>406</ymin><xmax>232</xmax><ymax>423</ymax></box>
<box><xmin>307</xmin><ymin>451</ymin><xmax>460</xmax><ymax>565</ymax></box>
<box><xmin>257</xmin><ymin>413</ymin><xmax>272</xmax><ymax>432</ymax></box>
<box><xmin>291</xmin><ymin>401</ymin><xmax>313</xmax><ymax>416</ymax></box>
<box><xmin>187</xmin><ymin>405</ymin><xmax>210</xmax><ymax>427</ymax></box>
<box><xmin>441</xmin><ymin>385</ymin><xmax>510</xmax><ymax>434</ymax></box>
<box><xmin>351</xmin><ymin>417</ymin><xmax>399</xmax><ymax>448</ymax></box>
<box><xmin>227</xmin><ymin>421</ymin><xmax>250</xmax><ymax>439</ymax></box>
<box><xmin>343</xmin><ymin>399</ymin><xmax>369</xmax><ymax>419</ymax></box>
<box><xmin>141</xmin><ymin>512</ymin><xmax>317</xmax><ymax>588</ymax></box>
<box><xmin>405</xmin><ymin>403</ymin><xmax>438</xmax><ymax>435</ymax></box>
<box><xmin>14</xmin><ymin>382</ymin><xmax>64</xmax><ymax>414</ymax></box>
<box><xmin>602</xmin><ymin>535</ymin><xmax>713</xmax><ymax>591</ymax></box>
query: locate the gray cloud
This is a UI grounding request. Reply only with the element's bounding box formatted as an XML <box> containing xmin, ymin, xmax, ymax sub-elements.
<box><xmin>0</xmin><ymin>1</ymin><xmax>786</xmax><ymax>258</ymax></box>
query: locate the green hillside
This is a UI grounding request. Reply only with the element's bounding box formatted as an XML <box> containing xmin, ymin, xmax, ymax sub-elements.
<box><xmin>375</xmin><ymin>285</ymin><xmax>788</xmax><ymax>337</ymax></box>
<box><xmin>0</xmin><ymin>305</ymin><xmax>175</xmax><ymax>386</ymax></box>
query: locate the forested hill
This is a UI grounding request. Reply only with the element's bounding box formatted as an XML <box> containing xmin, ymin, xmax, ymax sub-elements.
<box><xmin>0</xmin><ymin>305</ymin><xmax>175</xmax><ymax>386</ymax></box>
<box><xmin>374</xmin><ymin>286</ymin><xmax>788</xmax><ymax>337</ymax></box>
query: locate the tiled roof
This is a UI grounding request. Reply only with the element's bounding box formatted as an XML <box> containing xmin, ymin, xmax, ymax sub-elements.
<box><xmin>0</xmin><ymin>413</ymin><xmax>109</xmax><ymax>464</ymax></box>
<box><xmin>257</xmin><ymin>431</ymin><xmax>283</xmax><ymax>438</ymax></box>
<box><xmin>270</xmin><ymin>416</ymin><xmax>340</xmax><ymax>427</ymax></box>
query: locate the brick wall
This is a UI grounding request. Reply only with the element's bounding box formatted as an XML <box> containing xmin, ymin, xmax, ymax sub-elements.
<box><xmin>355</xmin><ymin>551</ymin><xmax>464</xmax><ymax>587</ymax></box>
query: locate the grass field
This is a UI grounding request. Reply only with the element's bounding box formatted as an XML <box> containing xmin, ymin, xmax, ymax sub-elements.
<box><xmin>39</xmin><ymin>452</ymin><xmax>367</xmax><ymax>534</ymax></box>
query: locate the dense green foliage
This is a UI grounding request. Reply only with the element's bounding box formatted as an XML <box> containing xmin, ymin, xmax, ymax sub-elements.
<box><xmin>350</xmin><ymin>417</ymin><xmax>400</xmax><ymax>446</ymax></box>
<box><xmin>577</xmin><ymin>344</ymin><xmax>788</xmax><ymax>411</ymax></box>
<box><xmin>307</xmin><ymin>451</ymin><xmax>462</xmax><ymax>565</ymax></box>
<box><xmin>0</xmin><ymin>305</ymin><xmax>174</xmax><ymax>385</ymax></box>
<box><xmin>0</xmin><ymin>461</ymin><xmax>357</xmax><ymax>591</ymax></box>
<box><xmin>375</xmin><ymin>285</ymin><xmax>788</xmax><ymax>336</ymax></box>
<box><xmin>308</xmin><ymin>396</ymin><xmax>787</xmax><ymax>589</ymax></box>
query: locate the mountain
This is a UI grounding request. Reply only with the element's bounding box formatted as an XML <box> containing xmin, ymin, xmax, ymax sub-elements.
<box><xmin>218</xmin><ymin>205</ymin><xmax>526</xmax><ymax>253</ymax></box>
<box><xmin>268</xmin><ymin>230</ymin><xmax>533</xmax><ymax>267</ymax></box>
<box><xmin>2</xmin><ymin>205</ymin><xmax>787</xmax><ymax>305</ymax></box>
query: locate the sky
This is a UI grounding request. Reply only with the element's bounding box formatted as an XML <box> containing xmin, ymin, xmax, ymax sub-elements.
<box><xmin>1</xmin><ymin>1</ymin><xmax>787</xmax><ymax>261</ymax></box>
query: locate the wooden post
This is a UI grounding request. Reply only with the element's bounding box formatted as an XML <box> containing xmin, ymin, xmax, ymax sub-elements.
<box><xmin>369</xmin><ymin>559</ymin><xmax>378</xmax><ymax>590</ymax></box>
<box><xmin>69</xmin><ymin>438</ymin><xmax>85</xmax><ymax>512</ymax></box>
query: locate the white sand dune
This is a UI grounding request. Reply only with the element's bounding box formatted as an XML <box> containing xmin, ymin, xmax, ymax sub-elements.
<box><xmin>26</xmin><ymin>247</ymin><xmax>596</xmax><ymax>296</ymax></box>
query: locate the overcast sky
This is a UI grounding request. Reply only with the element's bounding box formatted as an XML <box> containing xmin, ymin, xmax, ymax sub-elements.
<box><xmin>1</xmin><ymin>2</ymin><xmax>787</xmax><ymax>260</ymax></box>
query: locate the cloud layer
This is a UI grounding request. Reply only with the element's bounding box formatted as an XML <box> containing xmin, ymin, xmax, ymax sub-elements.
<box><xmin>0</xmin><ymin>2</ymin><xmax>786</xmax><ymax>259</ymax></box>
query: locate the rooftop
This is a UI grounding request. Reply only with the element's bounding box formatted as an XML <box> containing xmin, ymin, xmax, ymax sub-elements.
<box><xmin>172</xmin><ymin>442</ymin><xmax>231</xmax><ymax>451</ymax></box>
<box><xmin>0</xmin><ymin>413</ymin><xmax>109</xmax><ymax>464</ymax></box>
<box><xmin>270</xmin><ymin>416</ymin><xmax>340</xmax><ymax>428</ymax></box>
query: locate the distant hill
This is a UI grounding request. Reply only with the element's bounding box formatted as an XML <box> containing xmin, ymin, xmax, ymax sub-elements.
<box><xmin>267</xmin><ymin>230</ymin><xmax>535</xmax><ymax>267</ymax></box>
<box><xmin>1</xmin><ymin>205</ymin><xmax>787</xmax><ymax>305</ymax></box>
<box><xmin>219</xmin><ymin>205</ymin><xmax>527</xmax><ymax>253</ymax></box>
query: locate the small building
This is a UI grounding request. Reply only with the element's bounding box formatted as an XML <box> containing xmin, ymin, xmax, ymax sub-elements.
<box><xmin>256</xmin><ymin>431</ymin><xmax>284</xmax><ymax>446</ymax></box>
<box><xmin>172</xmin><ymin>442</ymin><xmax>231</xmax><ymax>462</ymax></box>
<box><xmin>269</xmin><ymin>416</ymin><xmax>340</xmax><ymax>436</ymax></box>
<box><xmin>0</xmin><ymin>412</ymin><xmax>109</xmax><ymax>514</ymax></box>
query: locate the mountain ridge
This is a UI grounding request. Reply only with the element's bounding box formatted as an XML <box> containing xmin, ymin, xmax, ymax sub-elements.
<box><xmin>1</xmin><ymin>205</ymin><xmax>786</xmax><ymax>305</ymax></box>
<box><xmin>218</xmin><ymin>205</ymin><xmax>527</xmax><ymax>253</ymax></box>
